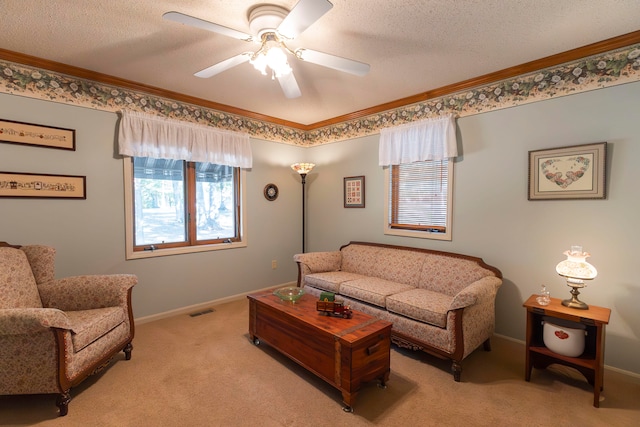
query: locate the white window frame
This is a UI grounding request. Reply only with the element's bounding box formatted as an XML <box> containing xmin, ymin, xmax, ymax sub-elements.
<box><xmin>123</xmin><ymin>157</ymin><xmax>247</xmax><ymax>259</ymax></box>
<box><xmin>383</xmin><ymin>160</ymin><xmax>454</xmax><ymax>241</ymax></box>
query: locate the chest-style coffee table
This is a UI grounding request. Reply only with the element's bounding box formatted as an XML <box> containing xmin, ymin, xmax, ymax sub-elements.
<box><xmin>248</xmin><ymin>290</ymin><xmax>392</xmax><ymax>412</ymax></box>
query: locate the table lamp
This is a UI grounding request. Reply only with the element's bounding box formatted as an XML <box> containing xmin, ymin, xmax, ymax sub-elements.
<box><xmin>555</xmin><ymin>245</ymin><xmax>597</xmax><ymax>309</ymax></box>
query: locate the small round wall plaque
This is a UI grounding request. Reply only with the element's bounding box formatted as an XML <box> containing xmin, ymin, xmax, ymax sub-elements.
<box><xmin>264</xmin><ymin>183</ymin><xmax>279</xmax><ymax>201</ymax></box>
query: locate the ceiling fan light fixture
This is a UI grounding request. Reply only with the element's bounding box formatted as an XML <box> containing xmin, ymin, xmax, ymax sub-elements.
<box><xmin>250</xmin><ymin>52</ymin><xmax>268</xmax><ymax>75</ymax></box>
<box><xmin>266</xmin><ymin>47</ymin><xmax>291</xmax><ymax>77</ymax></box>
<box><xmin>250</xmin><ymin>33</ymin><xmax>292</xmax><ymax>78</ymax></box>
<box><xmin>250</xmin><ymin>48</ymin><xmax>291</xmax><ymax>77</ymax></box>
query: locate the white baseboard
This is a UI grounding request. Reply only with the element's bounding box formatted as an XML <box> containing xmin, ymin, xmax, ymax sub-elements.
<box><xmin>134</xmin><ymin>281</ymin><xmax>296</xmax><ymax>325</ymax></box>
<box><xmin>493</xmin><ymin>332</ymin><xmax>640</xmax><ymax>381</ymax></box>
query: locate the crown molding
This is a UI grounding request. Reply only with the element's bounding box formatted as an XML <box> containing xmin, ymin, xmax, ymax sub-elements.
<box><xmin>308</xmin><ymin>30</ymin><xmax>640</xmax><ymax>129</ymax></box>
<box><xmin>2</xmin><ymin>30</ymin><xmax>640</xmax><ymax>145</ymax></box>
<box><xmin>0</xmin><ymin>48</ymin><xmax>305</xmax><ymax>131</ymax></box>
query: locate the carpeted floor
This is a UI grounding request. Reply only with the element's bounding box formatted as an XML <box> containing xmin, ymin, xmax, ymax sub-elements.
<box><xmin>1</xmin><ymin>297</ymin><xmax>638</xmax><ymax>426</ymax></box>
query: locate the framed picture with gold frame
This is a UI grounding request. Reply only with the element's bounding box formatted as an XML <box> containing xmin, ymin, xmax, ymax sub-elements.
<box><xmin>528</xmin><ymin>142</ymin><xmax>607</xmax><ymax>200</ymax></box>
<box><xmin>0</xmin><ymin>171</ymin><xmax>86</xmax><ymax>199</ymax></box>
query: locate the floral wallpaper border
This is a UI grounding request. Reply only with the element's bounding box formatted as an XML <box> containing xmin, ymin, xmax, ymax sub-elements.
<box><xmin>1</xmin><ymin>43</ymin><xmax>639</xmax><ymax>147</ymax></box>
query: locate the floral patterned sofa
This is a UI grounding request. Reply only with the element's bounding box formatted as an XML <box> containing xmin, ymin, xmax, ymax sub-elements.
<box><xmin>0</xmin><ymin>243</ymin><xmax>137</xmax><ymax>416</ymax></box>
<box><xmin>294</xmin><ymin>241</ymin><xmax>502</xmax><ymax>381</ymax></box>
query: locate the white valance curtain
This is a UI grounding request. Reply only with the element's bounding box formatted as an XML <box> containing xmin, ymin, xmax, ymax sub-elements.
<box><xmin>118</xmin><ymin>110</ymin><xmax>252</xmax><ymax>168</ymax></box>
<box><xmin>378</xmin><ymin>114</ymin><xmax>457</xmax><ymax>166</ymax></box>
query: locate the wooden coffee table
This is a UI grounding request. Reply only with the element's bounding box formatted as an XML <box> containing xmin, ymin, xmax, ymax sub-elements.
<box><xmin>248</xmin><ymin>290</ymin><xmax>392</xmax><ymax>412</ymax></box>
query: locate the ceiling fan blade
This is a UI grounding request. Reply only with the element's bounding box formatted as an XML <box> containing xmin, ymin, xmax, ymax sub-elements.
<box><xmin>163</xmin><ymin>11</ymin><xmax>253</xmax><ymax>42</ymax></box>
<box><xmin>277</xmin><ymin>72</ymin><xmax>302</xmax><ymax>98</ymax></box>
<box><xmin>296</xmin><ymin>48</ymin><xmax>370</xmax><ymax>76</ymax></box>
<box><xmin>194</xmin><ymin>53</ymin><xmax>251</xmax><ymax>78</ymax></box>
<box><xmin>277</xmin><ymin>0</ymin><xmax>333</xmax><ymax>39</ymax></box>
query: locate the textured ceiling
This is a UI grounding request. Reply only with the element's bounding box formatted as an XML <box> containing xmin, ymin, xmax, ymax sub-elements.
<box><xmin>1</xmin><ymin>0</ymin><xmax>640</xmax><ymax>125</ymax></box>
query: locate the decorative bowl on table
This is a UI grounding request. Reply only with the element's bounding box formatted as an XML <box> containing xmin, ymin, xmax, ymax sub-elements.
<box><xmin>273</xmin><ymin>286</ymin><xmax>305</xmax><ymax>303</ymax></box>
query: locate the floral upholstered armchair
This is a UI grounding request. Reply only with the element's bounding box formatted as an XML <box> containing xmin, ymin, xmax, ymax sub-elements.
<box><xmin>0</xmin><ymin>243</ymin><xmax>137</xmax><ymax>416</ymax></box>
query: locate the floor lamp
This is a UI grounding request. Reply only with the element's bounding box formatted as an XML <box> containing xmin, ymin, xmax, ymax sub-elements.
<box><xmin>291</xmin><ymin>163</ymin><xmax>315</xmax><ymax>253</ymax></box>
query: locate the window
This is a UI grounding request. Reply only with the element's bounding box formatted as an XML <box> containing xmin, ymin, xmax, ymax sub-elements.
<box><xmin>118</xmin><ymin>111</ymin><xmax>251</xmax><ymax>259</ymax></box>
<box><xmin>124</xmin><ymin>157</ymin><xmax>246</xmax><ymax>259</ymax></box>
<box><xmin>384</xmin><ymin>159</ymin><xmax>453</xmax><ymax>241</ymax></box>
<box><xmin>378</xmin><ymin>114</ymin><xmax>456</xmax><ymax>241</ymax></box>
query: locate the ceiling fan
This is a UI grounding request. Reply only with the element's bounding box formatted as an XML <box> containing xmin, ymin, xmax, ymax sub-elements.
<box><xmin>163</xmin><ymin>0</ymin><xmax>370</xmax><ymax>99</ymax></box>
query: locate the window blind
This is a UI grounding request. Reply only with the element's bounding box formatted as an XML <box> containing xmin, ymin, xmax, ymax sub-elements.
<box><xmin>390</xmin><ymin>160</ymin><xmax>448</xmax><ymax>232</ymax></box>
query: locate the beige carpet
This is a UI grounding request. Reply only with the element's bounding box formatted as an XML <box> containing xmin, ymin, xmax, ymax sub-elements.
<box><xmin>1</xmin><ymin>297</ymin><xmax>639</xmax><ymax>427</ymax></box>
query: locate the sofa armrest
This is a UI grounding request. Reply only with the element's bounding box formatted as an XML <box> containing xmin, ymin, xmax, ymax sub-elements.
<box><xmin>449</xmin><ymin>276</ymin><xmax>502</xmax><ymax>311</ymax></box>
<box><xmin>38</xmin><ymin>274</ymin><xmax>137</xmax><ymax>311</ymax></box>
<box><xmin>294</xmin><ymin>251</ymin><xmax>342</xmax><ymax>287</ymax></box>
<box><xmin>0</xmin><ymin>308</ymin><xmax>71</xmax><ymax>334</ymax></box>
<box><xmin>293</xmin><ymin>251</ymin><xmax>342</xmax><ymax>274</ymax></box>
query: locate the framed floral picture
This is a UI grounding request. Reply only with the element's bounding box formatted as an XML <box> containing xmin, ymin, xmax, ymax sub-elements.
<box><xmin>528</xmin><ymin>142</ymin><xmax>607</xmax><ymax>200</ymax></box>
<box><xmin>344</xmin><ymin>176</ymin><xmax>365</xmax><ymax>208</ymax></box>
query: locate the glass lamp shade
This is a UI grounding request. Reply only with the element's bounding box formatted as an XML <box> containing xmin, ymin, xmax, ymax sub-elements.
<box><xmin>250</xmin><ymin>53</ymin><xmax>268</xmax><ymax>75</ymax></box>
<box><xmin>250</xmin><ymin>47</ymin><xmax>292</xmax><ymax>77</ymax></box>
<box><xmin>291</xmin><ymin>163</ymin><xmax>315</xmax><ymax>175</ymax></box>
<box><xmin>266</xmin><ymin>47</ymin><xmax>291</xmax><ymax>77</ymax></box>
<box><xmin>556</xmin><ymin>245</ymin><xmax>597</xmax><ymax>309</ymax></box>
<box><xmin>556</xmin><ymin>246</ymin><xmax>598</xmax><ymax>282</ymax></box>
<box><xmin>249</xmin><ymin>33</ymin><xmax>292</xmax><ymax>78</ymax></box>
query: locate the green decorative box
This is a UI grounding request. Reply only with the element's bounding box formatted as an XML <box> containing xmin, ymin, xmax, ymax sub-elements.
<box><xmin>319</xmin><ymin>292</ymin><xmax>335</xmax><ymax>302</ymax></box>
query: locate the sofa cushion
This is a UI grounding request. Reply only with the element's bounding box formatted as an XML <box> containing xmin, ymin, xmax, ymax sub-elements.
<box><xmin>341</xmin><ymin>244</ymin><xmax>382</xmax><ymax>275</ymax></box>
<box><xmin>0</xmin><ymin>247</ymin><xmax>43</xmax><ymax>309</ymax></box>
<box><xmin>370</xmin><ymin>247</ymin><xmax>425</xmax><ymax>286</ymax></box>
<box><xmin>65</xmin><ymin>307</ymin><xmax>126</xmax><ymax>352</ymax></box>
<box><xmin>419</xmin><ymin>255</ymin><xmax>493</xmax><ymax>296</ymax></box>
<box><xmin>340</xmin><ymin>277</ymin><xmax>415</xmax><ymax>308</ymax></box>
<box><xmin>305</xmin><ymin>271</ymin><xmax>367</xmax><ymax>293</ymax></box>
<box><xmin>20</xmin><ymin>245</ymin><xmax>56</xmax><ymax>284</ymax></box>
<box><xmin>386</xmin><ymin>288</ymin><xmax>454</xmax><ymax>328</ymax></box>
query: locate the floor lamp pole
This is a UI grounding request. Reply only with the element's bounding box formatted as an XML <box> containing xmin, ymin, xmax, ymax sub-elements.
<box><xmin>290</xmin><ymin>163</ymin><xmax>315</xmax><ymax>254</ymax></box>
<box><xmin>301</xmin><ymin>173</ymin><xmax>307</xmax><ymax>253</ymax></box>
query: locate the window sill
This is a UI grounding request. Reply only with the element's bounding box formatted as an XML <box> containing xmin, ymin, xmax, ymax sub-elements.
<box><xmin>126</xmin><ymin>240</ymin><xmax>247</xmax><ymax>260</ymax></box>
<box><xmin>384</xmin><ymin>226</ymin><xmax>452</xmax><ymax>241</ymax></box>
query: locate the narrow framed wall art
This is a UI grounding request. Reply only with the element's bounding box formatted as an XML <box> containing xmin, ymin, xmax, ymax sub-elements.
<box><xmin>0</xmin><ymin>172</ymin><xmax>86</xmax><ymax>199</ymax></box>
<box><xmin>0</xmin><ymin>118</ymin><xmax>76</xmax><ymax>150</ymax></box>
<box><xmin>344</xmin><ymin>175</ymin><xmax>365</xmax><ymax>208</ymax></box>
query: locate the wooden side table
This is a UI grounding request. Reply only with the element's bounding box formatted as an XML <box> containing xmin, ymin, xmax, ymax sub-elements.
<box><xmin>523</xmin><ymin>294</ymin><xmax>611</xmax><ymax>407</ymax></box>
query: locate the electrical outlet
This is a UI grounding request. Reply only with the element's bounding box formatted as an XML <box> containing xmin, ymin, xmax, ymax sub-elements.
<box><xmin>271</xmin><ymin>260</ymin><xmax>277</xmax><ymax>269</ymax></box>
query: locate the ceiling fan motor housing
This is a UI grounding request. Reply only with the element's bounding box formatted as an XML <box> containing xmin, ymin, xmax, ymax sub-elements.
<box><xmin>248</xmin><ymin>5</ymin><xmax>288</xmax><ymax>38</ymax></box>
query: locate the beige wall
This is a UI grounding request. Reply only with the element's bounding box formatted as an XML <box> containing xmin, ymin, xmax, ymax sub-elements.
<box><xmin>1</xmin><ymin>81</ymin><xmax>639</xmax><ymax>375</ymax></box>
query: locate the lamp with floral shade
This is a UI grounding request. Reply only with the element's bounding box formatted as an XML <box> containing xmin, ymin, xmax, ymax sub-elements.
<box><xmin>556</xmin><ymin>245</ymin><xmax>597</xmax><ymax>309</ymax></box>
